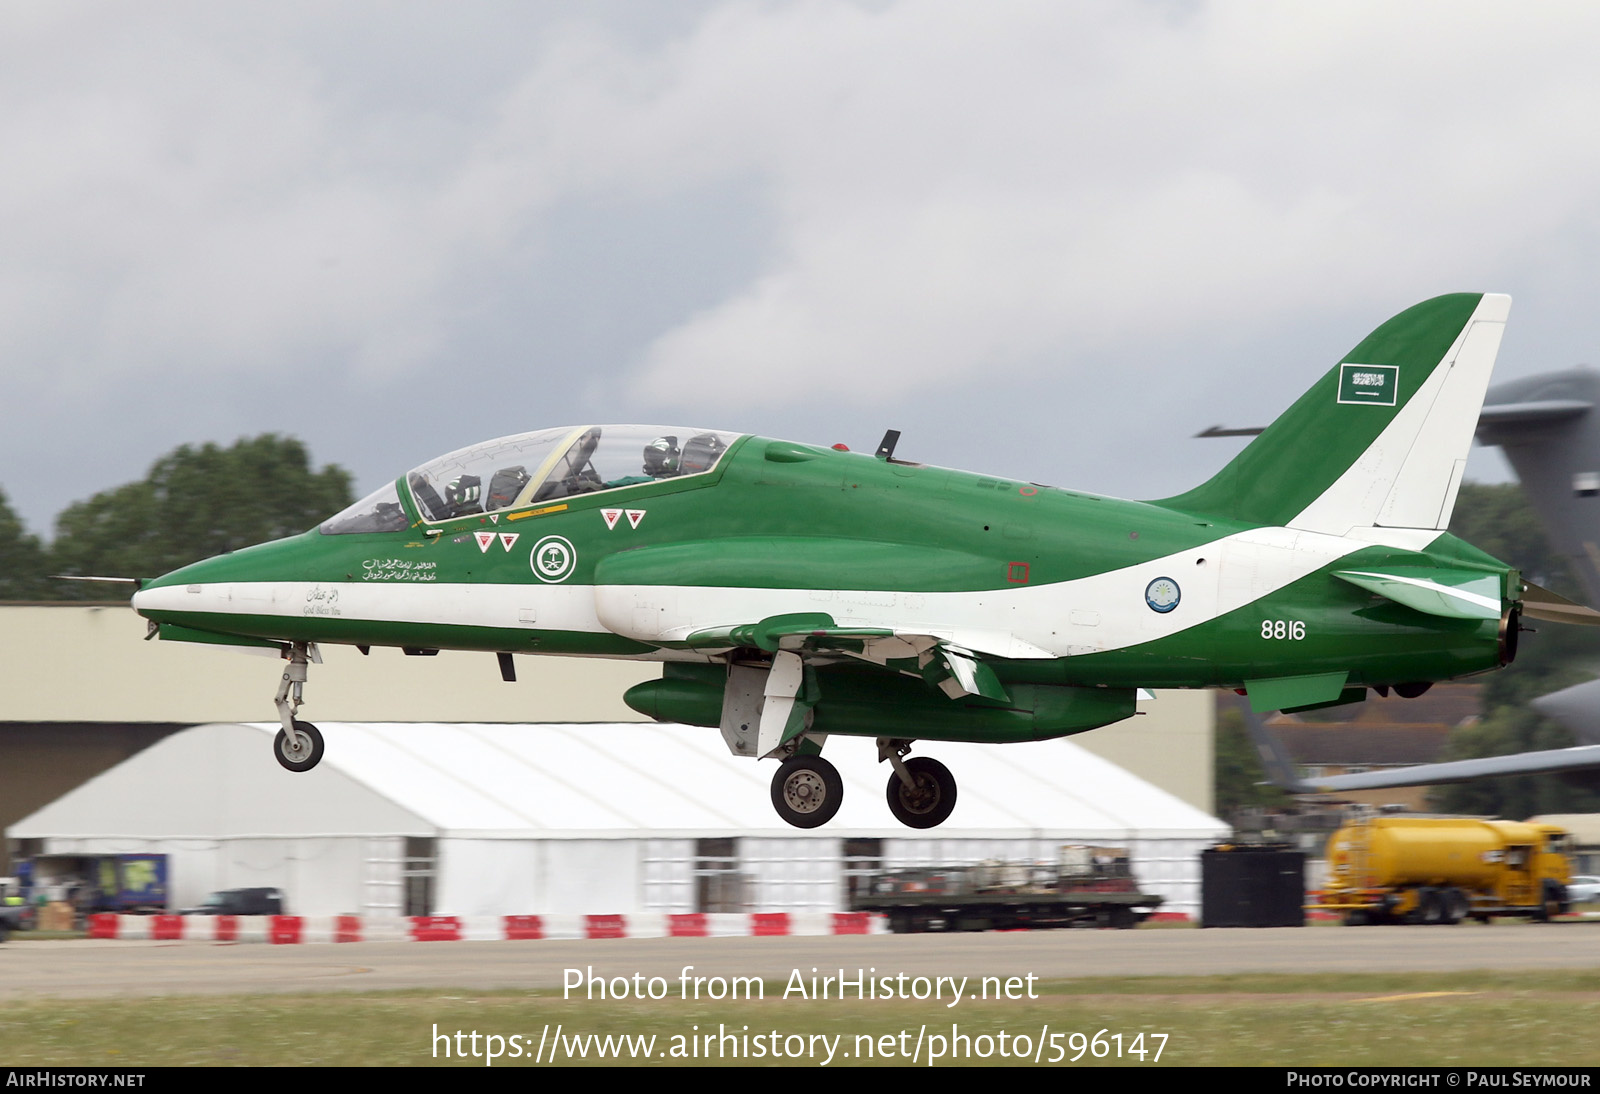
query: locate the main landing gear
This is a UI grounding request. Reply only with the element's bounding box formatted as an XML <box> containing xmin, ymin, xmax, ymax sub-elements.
<box><xmin>880</xmin><ymin>739</ymin><xmax>957</xmax><ymax>829</ymax></box>
<box><xmin>766</xmin><ymin>740</ymin><xmax>959</xmax><ymax>830</ymax></box>
<box><xmin>770</xmin><ymin>755</ymin><xmax>844</xmax><ymax>828</ymax></box>
<box><xmin>273</xmin><ymin>643</ymin><xmax>325</xmax><ymax>773</ymax></box>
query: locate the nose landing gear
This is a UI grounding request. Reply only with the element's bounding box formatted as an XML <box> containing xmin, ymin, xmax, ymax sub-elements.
<box><xmin>275</xmin><ymin>720</ymin><xmax>324</xmax><ymax>772</ymax></box>
<box><xmin>273</xmin><ymin>643</ymin><xmax>325</xmax><ymax>772</ymax></box>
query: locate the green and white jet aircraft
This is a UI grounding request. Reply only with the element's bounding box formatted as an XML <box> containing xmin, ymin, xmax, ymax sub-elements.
<box><xmin>130</xmin><ymin>292</ymin><xmax>1589</xmax><ymax>829</ymax></box>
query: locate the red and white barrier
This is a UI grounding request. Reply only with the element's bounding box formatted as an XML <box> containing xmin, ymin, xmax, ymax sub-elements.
<box><xmin>85</xmin><ymin>910</ymin><xmax>889</xmax><ymax>944</ymax></box>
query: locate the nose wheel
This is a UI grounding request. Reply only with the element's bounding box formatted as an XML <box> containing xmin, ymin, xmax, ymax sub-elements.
<box><xmin>886</xmin><ymin>756</ymin><xmax>957</xmax><ymax>828</ymax></box>
<box><xmin>272</xmin><ymin>643</ymin><xmax>325</xmax><ymax>772</ymax></box>
<box><xmin>274</xmin><ymin>720</ymin><xmax>325</xmax><ymax>773</ymax></box>
<box><xmin>770</xmin><ymin>755</ymin><xmax>843</xmax><ymax>828</ymax></box>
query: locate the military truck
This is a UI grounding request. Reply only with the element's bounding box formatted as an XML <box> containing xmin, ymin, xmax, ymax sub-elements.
<box><xmin>850</xmin><ymin>847</ymin><xmax>1163</xmax><ymax>932</ymax></box>
<box><xmin>1311</xmin><ymin>815</ymin><xmax>1573</xmax><ymax>925</ymax></box>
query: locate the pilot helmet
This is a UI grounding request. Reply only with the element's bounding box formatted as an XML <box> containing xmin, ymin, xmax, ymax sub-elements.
<box><xmin>445</xmin><ymin>475</ymin><xmax>481</xmax><ymax>507</ymax></box>
<box><xmin>643</xmin><ymin>436</ymin><xmax>680</xmax><ymax>477</ymax></box>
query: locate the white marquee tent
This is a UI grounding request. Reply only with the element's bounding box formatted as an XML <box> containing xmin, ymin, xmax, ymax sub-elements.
<box><xmin>13</xmin><ymin>721</ymin><xmax>1229</xmax><ymax>918</ymax></box>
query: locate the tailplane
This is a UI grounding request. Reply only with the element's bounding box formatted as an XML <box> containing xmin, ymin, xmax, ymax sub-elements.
<box><xmin>1157</xmin><ymin>293</ymin><xmax>1510</xmax><ymax>535</ymax></box>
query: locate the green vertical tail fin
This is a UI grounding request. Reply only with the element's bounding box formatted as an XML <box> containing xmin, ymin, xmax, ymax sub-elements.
<box><xmin>1155</xmin><ymin>293</ymin><xmax>1510</xmax><ymax>535</ymax></box>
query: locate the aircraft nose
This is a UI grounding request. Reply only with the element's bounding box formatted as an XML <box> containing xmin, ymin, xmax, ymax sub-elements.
<box><xmin>130</xmin><ymin>575</ymin><xmax>191</xmax><ymax>619</ymax></box>
<box><xmin>129</xmin><ymin>550</ymin><xmax>237</xmax><ymax>619</ymax></box>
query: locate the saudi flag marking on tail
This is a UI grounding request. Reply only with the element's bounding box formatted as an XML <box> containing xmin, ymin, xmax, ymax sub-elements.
<box><xmin>1338</xmin><ymin>364</ymin><xmax>1398</xmax><ymax>405</ymax></box>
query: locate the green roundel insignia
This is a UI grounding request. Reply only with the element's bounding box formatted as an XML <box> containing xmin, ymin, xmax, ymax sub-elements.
<box><xmin>531</xmin><ymin>535</ymin><xmax>576</xmax><ymax>583</ymax></box>
<box><xmin>1145</xmin><ymin>577</ymin><xmax>1180</xmax><ymax>613</ymax></box>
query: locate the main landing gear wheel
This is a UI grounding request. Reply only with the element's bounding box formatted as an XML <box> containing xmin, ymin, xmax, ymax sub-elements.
<box><xmin>274</xmin><ymin>720</ymin><xmax>324</xmax><ymax>773</ymax></box>
<box><xmin>771</xmin><ymin>756</ymin><xmax>843</xmax><ymax>828</ymax></box>
<box><xmin>886</xmin><ymin>756</ymin><xmax>957</xmax><ymax>829</ymax></box>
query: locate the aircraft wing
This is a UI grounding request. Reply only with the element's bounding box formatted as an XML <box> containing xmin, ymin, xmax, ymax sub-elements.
<box><xmin>1297</xmin><ymin>745</ymin><xmax>1600</xmax><ymax>793</ymax></box>
<box><xmin>1237</xmin><ymin>693</ymin><xmax>1600</xmax><ymax>795</ymax></box>
<box><xmin>681</xmin><ymin>612</ymin><xmax>1021</xmax><ymax>701</ymax></box>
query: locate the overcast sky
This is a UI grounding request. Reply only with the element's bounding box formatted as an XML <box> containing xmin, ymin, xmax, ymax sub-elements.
<box><xmin>6</xmin><ymin>0</ymin><xmax>1600</xmax><ymax>537</ymax></box>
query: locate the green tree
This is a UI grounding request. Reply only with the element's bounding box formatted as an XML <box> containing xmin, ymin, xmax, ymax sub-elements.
<box><xmin>49</xmin><ymin>435</ymin><xmax>353</xmax><ymax>595</ymax></box>
<box><xmin>0</xmin><ymin>486</ymin><xmax>49</xmax><ymax>600</ymax></box>
<box><xmin>1448</xmin><ymin>481</ymin><xmax>1574</xmax><ymax>594</ymax></box>
<box><xmin>1214</xmin><ymin>705</ymin><xmax>1295</xmax><ymax>822</ymax></box>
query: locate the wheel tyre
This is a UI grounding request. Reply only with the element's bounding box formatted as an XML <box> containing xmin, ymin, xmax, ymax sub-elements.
<box><xmin>886</xmin><ymin>757</ymin><xmax>957</xmax><ymax>829</ymax></box>
<box><xmin>1535</xmin><ymin>880</ymin><xmax>1567</xmax><ymax>922</ymax></box>
<box><xmin>770</xmin><ymin>756</ymin><xmax>843</xmax><ymax>829</ymax></box>
<box><xmin>1343</xmin><ymin>910</ymin><xmax>1368</xmax><ymax>927</ymax></box>
<box><xmin>1443</xmin><ymin>888</ymin><xmax>1469</xmax><ymax>926</ymax></box>
<box><xmin>274</xmin><ymin>720</ymin><xmax>325</xmax><ymax>773</ymax></box>
<box><xmin>1417</xmin><ymin>888</ymin><xmax>1443</xmax><ymax>925</ymax></box>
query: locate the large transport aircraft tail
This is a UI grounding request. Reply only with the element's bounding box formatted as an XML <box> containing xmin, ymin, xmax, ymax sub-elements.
<box><xmin>1157</xmin><ymin>293</ymin><xmax>1511</xmax><ymax>536</ymax></box>
<box><xmin>1476</xmin><ymin>367</ymin><xmax>1600</xmax><ymax>607</ymax></box>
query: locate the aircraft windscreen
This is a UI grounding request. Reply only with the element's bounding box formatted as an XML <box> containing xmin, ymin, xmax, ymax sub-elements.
<box><xmin>320</xmin><ymin>481</ymin><xmax>409</xmax><ymax>535</ymax></box>
<box><xmin>403</xmin><ymin>426</ymin><xmax>740</xmax><ymax>523</ymax></box>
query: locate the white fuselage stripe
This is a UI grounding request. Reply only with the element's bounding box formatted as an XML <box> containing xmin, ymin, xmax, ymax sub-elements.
<box><xmin>132</xmin><ymin>524</ymin><xmax>1421</xmax><ymax>660</ymax></box>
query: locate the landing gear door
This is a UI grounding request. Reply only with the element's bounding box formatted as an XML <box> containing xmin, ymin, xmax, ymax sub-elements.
<box><xmin>719</xmin><ymin>663</ymin><xmax>767</xmax><ymax>758</ymax></box>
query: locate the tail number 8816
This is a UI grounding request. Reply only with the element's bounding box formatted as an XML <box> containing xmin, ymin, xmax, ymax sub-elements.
<box><xmin>1261</xmin><ymin>620</ymin><xmax>1306</xmax><ymax>640</ymax></box>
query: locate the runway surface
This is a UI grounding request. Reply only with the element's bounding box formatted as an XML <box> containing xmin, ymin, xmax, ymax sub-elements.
<box><xmin>4</xmin><ymin>923</ymin><xmax>1598</xmax><ymax>999</ymax></box>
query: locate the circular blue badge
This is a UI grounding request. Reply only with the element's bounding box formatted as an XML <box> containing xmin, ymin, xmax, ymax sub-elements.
<box><xmin>1145</xmin><ymin>577</ymin><xmax>1180</xmax><ymax>613</ymax></box>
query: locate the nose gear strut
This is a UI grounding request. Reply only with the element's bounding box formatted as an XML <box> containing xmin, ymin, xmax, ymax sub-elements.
<box><xmin>272</xmin><ymin>643</ymin><xmax>325</xmax><ymax>772</ymax></box>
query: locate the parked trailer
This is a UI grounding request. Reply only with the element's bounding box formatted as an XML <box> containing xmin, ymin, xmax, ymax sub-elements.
<box><xmin>851</xmin><ymin>848</ymin><xmax>1164</xmax><ymax>933</ymax></box>
<box><xmin>1310</xmin><ymin>816</ymin><xmax>1573</xmax><ymax>925</ymax></box>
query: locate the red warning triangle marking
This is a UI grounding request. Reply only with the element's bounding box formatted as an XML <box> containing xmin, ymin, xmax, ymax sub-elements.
<box><xmin>626</xmin><ymin>509</ymin><xmax>646</xmax><ymax>529</ymax></box>
<box><xmin>489</xmin><ymin>513</ymin><xmax>499</xmax><ymax>524</ymax></box>
<box><xmin>601</xmin><ymin>508</ymin><xmax>622</xmax><ymax>530</ymax></box>
<box><xmin>474</xmin><ymin>531</ymin><xmax>495</xmax><ymax>553</ymax></box>
<box><xmin>499</xmin><ymin>532</ymin><xmax>519</xmax><ymax>552</ymax></box>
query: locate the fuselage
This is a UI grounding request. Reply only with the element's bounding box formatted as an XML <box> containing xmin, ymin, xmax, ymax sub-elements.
<box><xmin>131</xmin><ymin>425</ymin><xmax>1513</xmax><ymax>695</ymax></box>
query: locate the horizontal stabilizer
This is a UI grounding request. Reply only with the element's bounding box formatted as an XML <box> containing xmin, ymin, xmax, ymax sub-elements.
<box><xmin>1333</xmin><ymin>567</ymin><xmax>1501</xmax><ymax>620</ymax></box>
<box><xmin>1477</xmin><ymin>399</ymin><xmax>1592</xmax><ymax>426</ymax></box>
<box><xmin>1521</xmin><ymin>581</ymin><xmax>1600</xmax><ymax>626</ymax></box>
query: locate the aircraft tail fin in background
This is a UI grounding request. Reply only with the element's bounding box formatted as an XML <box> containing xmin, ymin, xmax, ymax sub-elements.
<box><xmin>1156</xmin><ymin>293</ymin><xmax>1510</xmax><ymax>536</ymax></box>
<box><xmin>1475</xmin><ymin>367</ymin><xmax>1600</xmax><ymax>606</ymax></box>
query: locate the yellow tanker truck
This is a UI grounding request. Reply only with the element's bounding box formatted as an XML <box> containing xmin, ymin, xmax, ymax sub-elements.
<box><xmin>1312</xmin><ymin>816</ymin><xmax>1573</xmax><ymax>925</ymax></box>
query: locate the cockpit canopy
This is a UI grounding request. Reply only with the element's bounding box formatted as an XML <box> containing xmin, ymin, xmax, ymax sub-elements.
<box><xmin>321</xmin><ymin>425</ymin><xmax>742</xmax><ymax>534</ymax></box>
